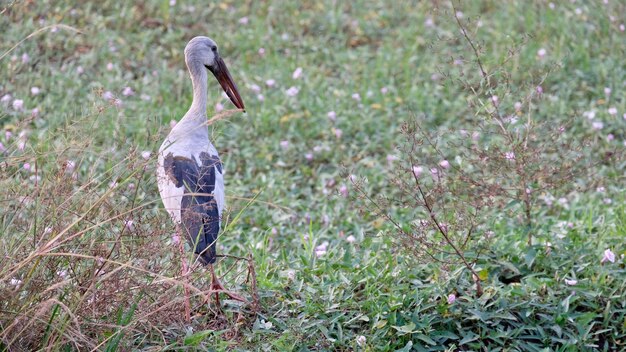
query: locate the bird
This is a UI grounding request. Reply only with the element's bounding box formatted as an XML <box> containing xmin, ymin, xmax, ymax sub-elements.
<box><xmin>156</xmin><ymin>36</ymin><xmax>246</xmax><ymax>312</ymax></box>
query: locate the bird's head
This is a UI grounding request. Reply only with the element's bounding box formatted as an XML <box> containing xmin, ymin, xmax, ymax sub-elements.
<box><xmin>184</xmin><ymin>36</ymin><xmax>245</xmax><ymax>111</ymax></box>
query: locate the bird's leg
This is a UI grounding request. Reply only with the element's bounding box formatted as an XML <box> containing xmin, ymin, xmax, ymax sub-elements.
<box><xmin>208</xmin><ymin>264</ymin><xmax>247</xmax><ymax>304</ymax></box>
<box><xmin>178</xmin><ymin>235</ymin><xmax>191</xmax><ymax>322</ymax></box>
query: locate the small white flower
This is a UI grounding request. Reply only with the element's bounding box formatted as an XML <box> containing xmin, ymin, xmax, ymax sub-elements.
<box><xmin>250</xmin><ymin>84</ymin><xmax>261</xmax><ymax>93</ymax></box>
<box><xmin>514</xmin><ymin>101</ymin><xmax>522</xmax><ymax>111</ymax></box>
<box><xmin>412</xmin><ymin>166</ymin><xmax>423</xmax><ymax>178</ymax></box>
<box><xmin>439</xmin><ymin>160</ymin><xmax>450</xmax><ymax>169</ymax></box>
<box><xmin>12</xmin><ymin>99</ymin><xmax>24</xmax><ymax>111</ymax></box>
<box><xmin>122</xmin><ymin>87</ymin><xmax>134</xmax><ymax>96</ymax></box>
<box><xmin>351</xmin><ymin>93</ymin><xmax>361</xmax><ymax>101</ymax></box>
<box><xmin>292</xmin><ymin>67</ymin><xmax>303</xmax><ymax>79</ymax></box>
<box><xmin>31</xmin><ymin>87</ymin><xmax>41</xmax><ymax>95</ymax></box>
<box><xmin>356</xmin><ymin>335</ymin><xmax>366</xmax><ymax>347</ymax></box>
<box><xmin>215</xmin><ymin>102</ymin><xmax>224</xmax><ymax>112</ymax></box>
<box><xmin>607</xmin><ymin>107</ymin><xmax>617</xmax><ymax>115</ymax></box>
<box><xmin>1</xmin><ymin>94</ymin><xmax>11</xmax><ymax>105</ymax></box>
<box><xmin>124</xmin><ymin>219</ymin><xmax>134</xmax><ymax>231</ymax></box>
<box><xmin>285</xmin><ymin>86</ymin><xmax>299</xmax><ymax>96</ymax></box>
<box><xmin>257</xmin><ymin>94</ymin><xmax>264</xmax><ymax>101</ymax></box>
<box><xmin>265</xmin><ymin>79</ymin><xmax>275</xmax><ymax>87</ymax></box>
<box><xmin>280</xmin><ymin>140</ymin><xmax>289</xmax><ymax>149</ymax></box>
<box><xmin>238</xmin><ymin>17</ymin><xmax>249</xmax><ymax>25</ymax></box>
<box><xmin>141</xmin><ymin>151</ymin><xmax>151</xmax><ymax>160</ymax></box>
<box><xmin>346</xmin><ymin>235</ymin><xmax>356</xmax><ymax>243</ymax></box>
<box><xmin>334</xmin><ymin>128</ymin><xmax>343</xmax><ymax>139</ymax></box>
<box><xmin>447</xmin><ymin>293</ymin><xmax>456</xmax><ymax>304</ymax></box>
<box><xmin>106</xmin><ymin>62</ymin><xmax>113</xmax><ymax>71</ymax></box>
<box><xmin>327</xmin><ymin>111</ymin><xmax>336</xmax><ymax>121</ymax></box>
<box><xmin>592</xmin><ymin>121</ymin><xmax>604</xmax><ymax>130</ymax></box>
<box><xmin>258</xmin><ymin>47</ymin><xmax>266</xmax><ymax>56</ymax></box>
<box><xmin>564</xmin><ymin>278</ymin><xmax>577</xmax><ymax>285</ymax></box>
<box><xmin>10</xmin><ymin>278</ymin><xmax>22</xmax><ymax>287</ymax></box>
<box><xmin>604</xmin><ymin>87</ymin><xmax>611</xmax><ymax>96</ymax></box>
<box><xmin>601</xmin><ymin>249</ymin><xmax>615</xmax><ymax>263</ymax></box>
<box><xmin>505</xmin><ymin>152</ymin><xmax>516</xmax><ymax>160</ymax></box>
<box><xmin>537</xmin><ymin>48</ymin><xmax>546</xmax><ymax>57</ymax></box>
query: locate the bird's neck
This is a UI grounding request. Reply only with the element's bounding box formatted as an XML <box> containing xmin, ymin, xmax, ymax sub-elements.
<box><xmin>186</xmin><ymin>60</ymin><xmax>208</xmax><ymax>121</ymax></box>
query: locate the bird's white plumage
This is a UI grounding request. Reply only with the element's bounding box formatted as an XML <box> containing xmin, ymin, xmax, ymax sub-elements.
<box><xmin>157</xmin><ymin>128</ymin><xmax>225</xmax><ymax>224</ymax></box>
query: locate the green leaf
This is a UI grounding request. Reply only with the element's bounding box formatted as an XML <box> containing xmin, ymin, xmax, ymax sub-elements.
<box><xmin>184</xmin><ymin>330</ymin><xmax>214</xmax><ymax>346</ymax></box>
<box><xmin>392</xmin><ymin>322</ymin><xmax>417</xmax><ymax>335</ymax></box>
<box><xmin>415</xmin><ymin>333</ymin><xmax>437</xmax><ymax>345</ymax></box>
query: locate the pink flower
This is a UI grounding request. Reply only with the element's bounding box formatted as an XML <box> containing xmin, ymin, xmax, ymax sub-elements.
<box><xmin>172</xmin><ymin>234</ymin><xmax>180</xmax><ymax>245</ymax></box>
<box><xmin>356</xmin><ymin>336</ymin><xmax>366</xmax><ymax>347</ymax></box>
<box><xmin>351</xmin><ymin>93</ymin><xmax>361</xmax><ymax>101</ymax></box>
<box><xmin>607</xmin><ymin>134</ymin><xmax>614</xmax><ymax>142</ymax></box>
<box><xmin>292</xmin><ymin>67</ymin><xmax>303</xmax><ymax>79</ymax></box>
<box><xmin>238</xmin><ymin>17</ymin><xmax>249</xmax><ymax>25</ymax></box>
<box><xmin>31</xmin><ymin>87</ymin><xmax>40</xmax><ymax>95</ymax></box>
<box><xmin>122</xmin><ymin>87</ymin><xmax>134</xmax><ymax>96</ymax></box>
<box><xmin>0</xmin><ymin>94</ymin><xmax>11</xmax><ymax>105</ymax></box>
<box><xmin>21</xmin><ymin>53</ymin><xmax>30</xmax><ymax>63</ymax></box>
<box><xmin>380</xmin><ymin>86</ymin><xmax>388</xmax><ymax>94</ymax></box>
<box><xmin>439</xmin><ymin>160</ymin><xmax>450</xmax><ymax>169</ymax></box>
<box><xmin>12</xmin><ymin>99</ymin><xmax>24</xmax><ymax>111</ymax></box>
<box><xmin>258</xmin><ymin>47</ymin><xmax>266</xmax><ymax>56</ymax></box>
<box><xmin>564</xmin><ymin>278</ymin><xmax>577</xmax><ymax>285</ymax></box>
<box><xmin>491</xmin><ymin>95</ymin><xmax>499</xmax><ymax>106</ymax></box>
<box><xmin>285</xmin><ymin>86</ymin><xmax>299</xmax><ymax>96</ymax></box>
<box><xmin>265</xmin><ymin>79</ymin><xmax>275</xmax><ymax>87</ymax></box>
<box><xmin>537</xmin><ymin>48</ymin><xmax>546</xmax><ymax>58</ymax></box>
<box><xmin>77</xmin><ymin>66</ymin><xmax>84</xmax><ymax>74</ymax></box>
<box><xmin>141</xmin><ymin>151</ymin><xmax>151</xmax><ymax>160</ymax></box>
<box><xmin>305</xmin><ymin>153</ymin><xmax>313</xmax><ymax>161</ymax></box>
<box><xmin>430</xmin><ymin>168</ymin><xmax>439</xmax><ymax>176</ymax></box>
<box><xmin>250</xmin><ymin>84</ymin><xmax>261</xmax><ymax>93</ymax></box>
<box><xmin>327</xmin><ymin>111</ymin><xmax>336</xmax><ymax>121</ymax></box>
<box><xmin>601</xmin><ymin>249</ymin><xmax>615</xmax><ymax>263</ymax></box>
<box><xmin>424</xmin><ymin>17</ymin><xmax>434</xmax><ymax>27</ymax></box>
<box><xmin>608</xmin><ymin>107</ymin><xmax>617</xmax><ymax>115</ymax></box>
<box><xmin>604</xmin><ymin>87</ymin><xmax>611</xmax><ymax>96</ymax></box>
<box><xmin>505</xmin><ymin>152</ymin><xmax>515</xmax><ymax>160</ymax></box>
<box><xmin>334</xmin><ymin>128</ymin><xmax>343</xmax><ymax>139</ymax></box>
<box><xmin>0</xmin><ymin>142</ymin><xmax>5</xmax><ymax>153</ymax></box>
<box><xmin>23</xmin><ymin>163</ymin><xmax>31</xmax><ymax>171</ymax></box>
<box><xmin>412</xmin><ymin>166</ymin><xmax>423</xmax><ymax>178</ymax></box>
<box><xmin>257</xmin><ymin>94</ymin><xmax>264</xmax><ymax>101</ymax></box>
<box><xmin>536</xmin><ymin>86</ymin><xmax>543</xmax><ymax>94</ymax></box>
<box><xmin>31</xmin><ymin>108</ymin><xmax>39</xmax><ymax>117</ymax></box>
<box><xmin>102</xmin><ymin>91</ymin><xmax>114</xmax><ymax>100</ymax></box>
<box><xmin>106</xmin><ymin>62</ymin><xmax>113</xmax><ymax>71</ymax></box>
<box><xmin>620</xmin><ymin>24</ymin><xmax>625</xmax><ymax>32</ymax></box>
<box><xmin>280</xmin><ymin>140</ymin><xmax>289</xmax><ymax>149</ymax></box>
<box><xmin>140</xmin><ymin>94</ymin><xmax>151</xmax><ymax>101</ymax></box>
<box><xmin>592</xmin><ymin>121</ymin><xmax>604</xmax><ymax>130</ymax></box>
<box><xmin>339</xmin><ymin>184</ymin><xmax>348</xmax><ymax>197</ymax></box>
<box><xmin>447</xmin><ymin>294</ymin><xmax>456</xmax><ymax>304</ymax></box>
<box><xmin>215</xmin><ymin>102</ymin><xmax>224</xmax><ymax>112</ymax></box>
<box><xmin>514</xmin><ymin>101</ymin><xmax>522</xmax><ymax>111</ymax></box>
<box><xmin>386</xmin><ymin>154</ymin><xmax>399</xmax><ymax>163</ymax></box>
<box><xmin>124</xmin><ymin>219</ymin><xmax>134</xmax><ymax>231</ymax></box>
<box><xmin>346</xmin><ymin>235</ymin><xmax>356</xmax><ymax>243</ymax></box>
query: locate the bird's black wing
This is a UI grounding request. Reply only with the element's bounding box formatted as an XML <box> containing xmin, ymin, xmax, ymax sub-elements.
<box><xmin>163</xmin><ymin>152</ymin><xmax>223</xmax><ymax>264</ymax></box>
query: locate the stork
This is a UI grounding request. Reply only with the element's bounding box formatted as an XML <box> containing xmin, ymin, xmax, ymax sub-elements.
<box><xmin>156</xmin><ymin>36</ymin><xmax>245</xmax><ymax>310</ymax></box>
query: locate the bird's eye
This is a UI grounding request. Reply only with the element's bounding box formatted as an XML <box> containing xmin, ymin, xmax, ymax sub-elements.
<box><xmin>211</xmin><ymin>45</ymin><xmax>217</xmax><ymax>52</ymax></box>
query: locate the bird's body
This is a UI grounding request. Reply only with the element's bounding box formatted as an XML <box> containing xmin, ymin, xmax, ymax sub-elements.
<box><xmin>156</xmin><ymin>36</ymin><xmax>245</xmax><ymax>308</ymax></box>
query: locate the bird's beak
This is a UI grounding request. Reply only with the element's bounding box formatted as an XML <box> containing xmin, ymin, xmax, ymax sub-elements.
<box><xmin>208</xmin><ymin>57</ymin><xmax>246</xmax><ymax>112</ymax></box>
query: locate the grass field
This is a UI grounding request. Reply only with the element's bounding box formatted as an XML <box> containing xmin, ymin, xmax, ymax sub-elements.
<box><xmin>1</xmin><ymin>1</ymin><xmax>625</xmax><ymax>351</ymax></box>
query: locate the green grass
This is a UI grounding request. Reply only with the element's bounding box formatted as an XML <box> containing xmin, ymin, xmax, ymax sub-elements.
<box><xmin>1</xmin><ymin>1</ymin><xmax>625</xmax><ymax>351</ymax></box>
